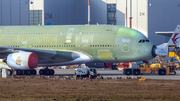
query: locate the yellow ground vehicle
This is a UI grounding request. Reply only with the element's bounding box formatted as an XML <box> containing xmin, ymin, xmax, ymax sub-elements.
<box><xmin>123</xmin><ymin>63</ymin><xmax>176</xmax><ymax>75</ymax></box>
<box><xmin>123</xmin><ymin>55</ymin><xmax>176</xmax><ymax>75</ymax></box>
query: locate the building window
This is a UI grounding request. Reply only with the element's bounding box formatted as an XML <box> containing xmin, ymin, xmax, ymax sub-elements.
<box><xmin>107</xmin><ymin>4</ymin><xmax>116</xmax><ymax>25</ymax></box>
<box><xmin>30</xmin><ymin>10</ymin><xmax>42</xmax><ymax>25</ymax></box>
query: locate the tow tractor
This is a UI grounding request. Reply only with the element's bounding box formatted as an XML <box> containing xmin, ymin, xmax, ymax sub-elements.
<box><xmin>123</xmin><ymin>62</ymin><xmax>176</xmax><ymax>75</ymax></box>
<box><xmin>123</xmin><ymin>45</ymin><xmax>177</xmax><ymax>75</ymax></box>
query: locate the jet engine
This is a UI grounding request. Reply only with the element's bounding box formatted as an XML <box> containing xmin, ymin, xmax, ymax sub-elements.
<box><xmin>7</xmin><ymin>52</ymin><xmax>38</xmax><ymax>70</ymax></box>
<box><xmin>85</xmin><ymin>63</ymin><xmax>113</xmax><ymax>68</ymax></box>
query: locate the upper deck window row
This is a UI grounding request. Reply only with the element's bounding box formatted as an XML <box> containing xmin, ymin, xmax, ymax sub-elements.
<box><xmin>2</xmin><ymin>32</ymin><xmax>101</xmax><ymax>35</ymax></box>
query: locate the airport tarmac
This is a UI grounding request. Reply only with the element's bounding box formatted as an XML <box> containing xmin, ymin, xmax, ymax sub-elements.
<box><xmin>36</xmin><ymin>69</ymin><xmax>180</xmax><ymax>80</ymax></box>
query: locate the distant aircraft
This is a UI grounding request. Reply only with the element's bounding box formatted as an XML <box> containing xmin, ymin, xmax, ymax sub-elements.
<box><xmin>0</xmin><ymin>25</ymin><xmax>157</xmax><ymax>75</ymax></box>
<box><xmin>155</xmin><ymin>25</ymin><xmax>180</xmax><ymax>56</ymax></box>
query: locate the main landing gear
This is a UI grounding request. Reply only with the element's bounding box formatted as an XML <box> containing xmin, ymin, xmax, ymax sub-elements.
<box><xmin>12</xmin><ymin>69</ymin><xmax>37</xmax><ymax>75</ymax></box>
<box><xmin>39</xmin><ymin>68</ymin><xmax>55</xmax><ymax>75</ymax></box>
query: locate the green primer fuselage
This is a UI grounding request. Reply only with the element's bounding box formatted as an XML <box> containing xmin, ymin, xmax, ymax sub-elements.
<box><xmin>0</xmin><ymin>25</ymin><xmax>155</xmax><ymax>64</ymax></box>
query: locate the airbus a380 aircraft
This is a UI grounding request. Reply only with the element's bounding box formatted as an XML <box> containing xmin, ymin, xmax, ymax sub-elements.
<box><xmin>0</xmin><ymin>25</ymin><xmax>157</xmax><ymax>75</ymax></box>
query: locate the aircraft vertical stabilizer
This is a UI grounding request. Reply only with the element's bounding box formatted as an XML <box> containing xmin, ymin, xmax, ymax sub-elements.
<box><xmin>167</xmin><ymin>25</ymin><xmax>180</xmax><ymax>46</ymax></box>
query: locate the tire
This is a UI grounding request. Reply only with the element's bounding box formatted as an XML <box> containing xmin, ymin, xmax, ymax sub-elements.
<box><xmin>114</xmin><ymin>65</ymin><xmax>117</xmax><ymax>70</ymax></box>
<box><xmin>49</xmin><ymin>69</ymin><xmax>54</xmax><ymax>75</ymax></box>
<box><xmin>39</xmin><ymin>69</ymin><xmax>44</xmax><ymax>75</ymax></box>
<box><xmin>125</xmin><ymin>69</ymin><xmax>132</xmax><ymax>75</ymax></box>
<box><xmin>12</xmin><ymin>70</ymin><xmax>17</xmax><ymax>75</ymax></box>
<box><xmin>21</xmin><ymin>70</ymin><xmax>25</xmax><ymax>75</ymax></box>
<box><xmin>8</xmin><ymin>70</ymin><xmax>12</xmax><ymax>75</ymax></box>
<box><xmin>44</xmin><ymin>69</ymin><xmax>50</xmax><ymax>75</ymax></box>
<box><xmin>174</xmin><ymin>72</ymin><xmax>176</xmax><ymax>75</ymax></box>
<box><xmin>25</xmin><ymin>70</ymin><xmax>32</xmax><ymax>75</ymax></box>
<box><xmin>159</xmin><ymin>69</ymin><xmax>166</xmax><ymax>75</ymax></box>
<box><xmin>111</xmin><ymin>65</ymin><xmax>115</xmax><ymax>70</ymax></box>
<box><xmin>133</xmin><ymin>69</ymin><xmax>140</xmax><ymax>75</ymax></box>
<box><xmin>31</xmin><ymin>69</ymin><xmax>37</xmax><ymax>75</ymax></box>
<box><xmin>16</xmin><ymin>70</ymin><xmax>22</xmax><ymax>75</ymax></box>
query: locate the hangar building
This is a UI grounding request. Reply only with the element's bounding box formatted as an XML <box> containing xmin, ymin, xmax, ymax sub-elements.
<box><xmin>0</xmin><ymin>0</ymin><xmax>180</xmax><ymax>45</ymax></box>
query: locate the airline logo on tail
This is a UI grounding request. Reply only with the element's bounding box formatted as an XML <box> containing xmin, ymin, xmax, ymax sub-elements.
<box><xmin>172</xmin><ymin>33</ymin><xmax>180</xmax><ymax>45</ymax></box>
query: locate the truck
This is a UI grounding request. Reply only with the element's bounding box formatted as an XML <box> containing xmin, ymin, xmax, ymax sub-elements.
<box><xmin>74</xmin><ymin>68</ymin><xmax>102</xmax><ymax>79</ymax></box>
<box><xmin>123</xmin><ymin>59</ymin><xmax>176</xmax><ymax>75</ymax></box>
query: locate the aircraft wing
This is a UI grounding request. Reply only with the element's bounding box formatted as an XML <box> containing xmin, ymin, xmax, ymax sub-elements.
<box><xmin>155</xmin><ymin>31</ymin><xmax>174</xmax><ymax>37</ymax></box>
<box><xmin>0</xmin><ymin>46</ymin><xmax>92</xmax><ymax>67</ymax></box>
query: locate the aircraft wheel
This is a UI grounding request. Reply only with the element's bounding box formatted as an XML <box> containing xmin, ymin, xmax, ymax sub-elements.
<box><xmin>111</xmin><ymin>65</ymin><xmax>115</xmax><ymax>70</ymax></box>
<box><xmin>21</xmin><ymin>70</ymin><xmax>25</xmax><ymax>75</ymax></box>
<box><xmin>16</xmin><ymin>70</ymin><xmax>22</xmax><ymax>75</ymax></box>
<box><xmin>31</xmin><ymin>69</ymin><xmax>37</xmax><ymax>75</ymax></box>
<box><xmin>25</xmin><ymin>70</ymin><xmax>32</xmax><ymax>75</ymax></box>
<box><xmin>7</xmin><ymin>70</ymin><xmax>12</xmax><ymax>75</ymax></box>
<box><xmin>39</xmin><ymin>69</ymin><xmax>44</xmax><ymax>75</ymax></box>
<box><xmin>159</xmin><ymin>69</ymin><xmax>166</xmax><ymax>75</ymax></box>
<box><xmin>133</xmin><ymin>69</ymin><xmax>140</xmax><ymax>75</ymax></box>
<box><xmin>49</xmin><ymin>69</ymin><xmax>54</xmax><ymax>75</ymax></box>
<box><xmin>125</xmin><ymin>69</ymin><xmax>132</xmax><ymax>75</ymax></box>
<box><xmin>12</xmin><ymin>70</ymin><xmax>17</xmax><ymax>75</ymax></box>
<box><xmin>114</xmin><ymin>65</ymin><xmax>118</xmax><ymax>70</ymax></box>
<box><xmin>44</xmin><ymin>69</ymin><xmax>50</xmax><ymax>75</ymax></box>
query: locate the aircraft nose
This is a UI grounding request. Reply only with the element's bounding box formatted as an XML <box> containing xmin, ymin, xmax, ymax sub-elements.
<box><xmin>151</xmin><ymin>45</ymin><xmax>157</xmax><ymax>57</ymax></box>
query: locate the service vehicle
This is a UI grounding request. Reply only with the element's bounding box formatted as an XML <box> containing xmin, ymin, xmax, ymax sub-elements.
<box><xmin>123</xmin><ymin>59</ymin><xmax>176</xmax><ymax>75</ymax></box>
<box><xmin>74</xmin><ymin>68</ymin><xmax>100</xmax><ymax>79</ymax></box>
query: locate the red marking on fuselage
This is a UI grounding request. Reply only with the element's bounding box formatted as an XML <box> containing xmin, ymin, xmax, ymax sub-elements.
<box><xmin>172</xmin><ymin>33</ymin><xmax>179</xmax><ymax>44</ymax></box>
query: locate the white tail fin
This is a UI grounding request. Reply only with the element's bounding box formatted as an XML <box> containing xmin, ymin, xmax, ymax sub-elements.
<box><xmin>168</xmin><ymin>25</ymin><xmax>180</xmax><ymax>46</ymax></box>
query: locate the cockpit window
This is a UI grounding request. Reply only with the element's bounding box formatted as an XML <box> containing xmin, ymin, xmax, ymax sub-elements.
<box><xmin>139</xmin><ymin>39</ymin><xmax>150</xmax><ymax>43</ymax></box>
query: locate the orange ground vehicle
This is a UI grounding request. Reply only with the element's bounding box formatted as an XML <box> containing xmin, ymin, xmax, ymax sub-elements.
<box><xmin>116</xmin><ymin>63</ymin><xmax>129</xmax><ymax>70</ymax></box>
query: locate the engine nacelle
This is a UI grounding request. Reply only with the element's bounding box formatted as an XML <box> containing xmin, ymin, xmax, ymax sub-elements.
<box><xmin>85</xmin><ymin>63</ymin><xmax>113</xmax><ymax>68</ymax></box>
<box><xmin>7</xmin><ymin>52</ymin><xmax>38</xmax><ymax>70</ymax></box>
